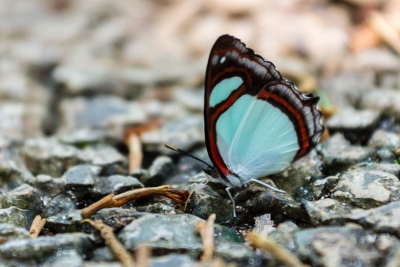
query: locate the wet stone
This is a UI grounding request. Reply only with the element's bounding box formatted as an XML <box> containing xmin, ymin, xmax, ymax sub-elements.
<box><xmin>346</xmin><ymin>201</ymin><xmax>400</xmax><ymax>237</ymax></box>
<box><xmin>92</xmin><ymin>175</ymin><xmax>144</xmax><ymax>196</ymax></box>
<box><xmin>78</xmin><ymin>144</ymin><xmax>127</xmax><ymax>176</ymax></box>
<box><xmin>318</xmin><ymin>133</ymin><xmax>374</xmax><ymax>175</ymax></box>
<box><xmin>63</xmin><ymin>164</ymin><xmax>101</xmax><ymax>189</ymax></box>
<box><xmin>140</xmin><ymin>156</ymin><xmax>176</xmax><ymax>187</ymax></box>
<box><xmin>0</xmin><ymin>207</ymin><xmax>28</xmax><ymax>228</ymax></box>
<box><xmin>135</xmin><ymin>201</ymin><xmax>177</xmax><ymax>215</ymax></box>
<box><xmin>186</xmin><ymin>184</ymin><xmax>234</xmax><ymax>224</ymax></box>
<box><xmin>90</xmin><ymin>209</ymin><xmax>146</xmax><ymax>230</ymax></box>
<box><xmin>44</xmin><ymin>193</ymin><xmax>77</xmax><ymax>218</ymax></box>
<box><xmin>295</xmin><ymin>226</ymin><xmax>380</xmax><ymax>266</ymax></box>
<box><xmin>368</xmin><ymin>130</ymin><xmax>400</xmax><ymax>150</ymax></box>
<box><xmin>0</xmin><ymin>233</ymin><xmax>94</xmax><ymax>262</ymax></box>
<box><xmin>332</xmin><ymin>169</ymin><xmax>400</xmax><ymax>208</ymax></box>
<box><xmin>21</xmin><ymin>138</ymin><xmax>81</xmax><ymax>177</ymax></box>
<box><xmin>0</xmin><ymin>224</ymin><xmax>31</xmax><ymax>243</ymax></box>
<box><xmin>375</xmin><ymin>148</ymin><xmax>396</xmax><ymax>163</ymax></box>
<box><xmin>235</xmin><ymin>183</ymin><xmax>308</xmax><ymax>225</ymax></box>
<box><xmin>46</xmin><ymin>210</ymin><xmax>83</xmax><ymax>234</ymax></box>
<box><xmin>118</xmin><ymin>213</ymin><xmax>241</xmax><ymax>256</ymax></box>
<box><xmin>7</xmin><ymin>184</ymin><xmax>44</xmax><ymax>214</ymax></box>
<box><xmin>303</xmin><ymin>198</ymin><xmax>351</xmax><ymax>226</ymax></box>
<box><xmin>312</xmin><ymin>175</ymin><xmax>339</xmax><ymax>199</ymax></box>
<box><xmin>270</xmin><ymin>150</ymin><xmax>323</xmax><ymax>200</ymax></box>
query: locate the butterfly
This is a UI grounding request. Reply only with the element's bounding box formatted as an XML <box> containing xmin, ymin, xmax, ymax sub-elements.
<box><xmin>167</xmin><ymin>35</ymin><xmax>324</xmax><ymax>217</ymax></box>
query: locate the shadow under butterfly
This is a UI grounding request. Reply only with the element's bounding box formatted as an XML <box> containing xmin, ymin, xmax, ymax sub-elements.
<box><xmin>166</xmin><ymin>34</ymin><xmax>324</xmax><ymax>217</ymax></box>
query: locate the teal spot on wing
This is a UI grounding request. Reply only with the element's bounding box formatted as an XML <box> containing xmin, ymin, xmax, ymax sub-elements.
<box><xmin>210</xmin><ymin>77</ymin><xmax>243</xmax><ymax>107</ymax></box>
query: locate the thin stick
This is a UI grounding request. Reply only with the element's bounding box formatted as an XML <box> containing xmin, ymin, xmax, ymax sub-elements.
<box><xmin>83</xmin><ymin>219</ymin><xmax>135</xmax><ymax>267</ymax></box>
<box><xmin>136</xmin><ymin>245</ymin><xmax>151</xmax><ymax>267</ymax></box>
<box><xmin>81</xmin><ymin>185</ymin><xmax>189</xmax><ymax>218</ymax></box>
<box><xmin>30</xmin><ymin>215</ymin><xmax>46</xmax><ymax>238</ymax></box>
<box><xmin>81</xmin><ymin>194</ymin><xmax>115</xmax><ymax>219</ymax></box>
<box><xmin>195</xmin><ymin>213</ymin><xmax>216</xmax><ymax>262</ymax></box>
<box><xmin>247</xmin><ymin>232</ymin><xmax>308</xmax><ymax>267</ymax></box>
<box><xmin>128</xmin><ymin>133</ymin><xmax>142</xmax><ymax>173</ymax></box>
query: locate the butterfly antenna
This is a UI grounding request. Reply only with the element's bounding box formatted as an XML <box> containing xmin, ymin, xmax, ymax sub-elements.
<box><xmin>164</xmin><ymin>144</ymin><xmax>214</xmax><ymax>169</ymax></box>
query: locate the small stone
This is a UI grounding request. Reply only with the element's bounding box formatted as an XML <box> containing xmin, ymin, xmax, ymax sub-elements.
<box><xmin>118</xmin><ymin>213</ymin><xmax>240</xmax><ymax>254</ymax></box>
<box><xmin>46</xmin><ymin>210</ymin><xmax>83</xmax><ymax>233</ymax></box>
<box><xmin>45</xmin><ymin>249</ymin><xmax>83</xmax><ymax>267</ymax></box>
<box><xmin>140</xmin><ymin>156</ymin><xmax>176</xmax><ymax>187</ymax></box>
<box><xmin>375</xmin><ymin>148</ymin><xmax>395</xmax><ymax>163</ymax></box>
<box><xmin>295</xmin><ymin>226</ymin><xmax>380</xmax><ymax>266</ymax></box>
<box><xmin>346</xmin><ymin>201</ymin><xmax>400</xmax><ymax>237</ymax></box>
<box><xmin>63</xmin><ymin>165</ymin><xmax>101</xmax><ymax>189</ymax></box>
<box><xmin>8</xmin><ymin>184</ymin><xmax>44</xmax><ymax>213</ymax></box>
<box><xmin>45</xmin><ymin>194</ymin><xmax>77</xmax><ymax>218</ymax></box>
<box><xmin>332</xmin><ymin>169</ymin><xmax>400</xmax><ymax>208</ymax></box>
<box><xmin>235</xmin><ymin>183</ymin><xmax>308</xmax><ymax>224</ymax></box>
<box><xmin>270</xmin><ymin>150</ymin><xmax>323</xmax><ymax>200</ymax></box>
<box><xmin>21</xmin><ymin>138</ymin><xmax>80</xmax><ymax>177</ymax></box>
<box><xmin>312</xmin><ymin>176</ymin><xmax>339</xmax><ymax>199</ymax></box>
<box><xmin>0</xmin><ymin>207</ymin><xmax>28</xmax><ymax>228</ymax></box>
<box><xmin>303</xmin><ymin>198</ymin><xmax>351</xmax><ymax>226</ymax></box>
<box><xmin>78</xmin><ymin>144</ymin><xmax>127</xmax><ymax>176</ymax></box>
<box><xmin>186</xmin><ymin>184</ymin><xmax>233</xmax><ymax>224</ymax></box>
<box><xmin>368</xmin><ymin>130</ymin><xmax>400</xmax><ymax>150</ymax></box>
<box><xmin>93</xmin><ymin>175</ymin><xmax>143</xmax><ymax>196</ymax></box>
<box><xmin>319</xmin><ymin>133</ymin><xmax>374</xmax><ymax>175</ymax></box>
<box><xmin>0</xmin><ymin>224</ymin><xmax>31</xmax><ymax>242</ymax></box>
<box><xmin>0</xmin><ymin>233</ymin><xmax>94</xmax><ymax>261</ymax></box>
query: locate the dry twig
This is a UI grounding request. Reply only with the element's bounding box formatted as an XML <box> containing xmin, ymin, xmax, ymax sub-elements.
<box><xmin>247</xmin><ymin>232</ymin><xmax>308</xmax><ymax>267</ymax></box>
<box><xmin>195</xmin><ymin>213</ymin><xmax>216</xmax><ymax>262</ymax></box>
<box><xmin>123</xmin><ymin>121</ymin><xmax>159</xmax><ymax>173</ymax></box>
<box><xmin>83</xmin><ymin>219</ymin><xmax>134</xmax><ymax>267</ymax></box>
<box><xmin>81</xmin><ymin>185</ymin><xmax>189</xmax><ymax>218</ymax></box>
<box><xmin>136</xmin><ymin>245</ymin><xmax>151</xmax><ymax>267</ymax></box>
<box><xmin>29</xmin><ymin>215</ymin><xmax>46</xmax><ymax>238</ymax></box>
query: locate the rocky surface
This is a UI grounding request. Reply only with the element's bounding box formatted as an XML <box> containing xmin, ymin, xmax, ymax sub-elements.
<box><xmin>1</xmin><ymin>0</ymin><xmax>400</xmax><ymax>267</ymax></box>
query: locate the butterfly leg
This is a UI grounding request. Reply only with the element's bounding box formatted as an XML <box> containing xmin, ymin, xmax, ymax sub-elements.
<box><xmin>249</xmin><ymin>179</ymin><xmax>285</xmax><ymax>193</ymax></box>
<box><xmin>225</xmin><ymin>187</ymin><xmax>236</xmax><ymax>217</ymax></box>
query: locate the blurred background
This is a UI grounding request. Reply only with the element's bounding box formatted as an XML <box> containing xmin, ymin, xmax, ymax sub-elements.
<box><xmin>1</xmin><ymin>0</ymin><xmax>400</xmax><ymax>165</ymax></box>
